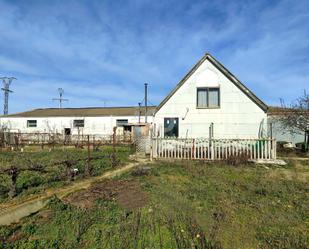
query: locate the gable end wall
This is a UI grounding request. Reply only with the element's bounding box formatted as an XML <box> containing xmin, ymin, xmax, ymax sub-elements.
<box><xmin>154</xmin><ymin>59</ymin><xmax>267</xmax><ymax>138</ymax></box>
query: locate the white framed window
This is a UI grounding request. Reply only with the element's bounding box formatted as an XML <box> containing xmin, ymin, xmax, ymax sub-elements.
<box><xmin>197</xmin><ymin>87</ymin><xmax>220</xmax><ymax>108</ymax></box>
<box><xmin>27</xmin><ymin>120</ymin><xmax>37</xmax><ymax>128</ymax></box>
<box><xmin>73</xmin><ymin>119</ymin><xmax>84</xmax><ymax>127</ymax></box>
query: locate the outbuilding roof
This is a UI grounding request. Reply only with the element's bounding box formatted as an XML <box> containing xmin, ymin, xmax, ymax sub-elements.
<box><xmin>267</xmin><ymin>106</ymin><xmax>309</xmax><ymax>116</ymax></box>
<box><xmin>2</xmin><ymin>106</ymin><xmax>157</xmax><ymax>118</ymax></box>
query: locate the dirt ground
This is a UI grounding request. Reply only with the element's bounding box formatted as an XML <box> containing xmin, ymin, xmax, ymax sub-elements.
<box><xmin>63</xmin><ymin>179</ymin><xmax>148</xmax><ymax>209</ymax></box>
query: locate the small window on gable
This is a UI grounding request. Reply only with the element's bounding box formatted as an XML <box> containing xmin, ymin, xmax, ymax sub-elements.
<box><xmin>73</xmin><ymin>119</ymin><xmax>84</xmax><ymax>127</ymax></box>
<box><xmin>27</xmin><ymin>120</ymin><xmax>37</xmax><ymax>128</ymax></box>
<box><xmin>197</xmin><ymin>87</ymin><xmax>220</xmax><ymax>108</ymax></box>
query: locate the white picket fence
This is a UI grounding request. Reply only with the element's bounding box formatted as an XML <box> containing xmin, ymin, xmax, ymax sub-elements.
<box><xmin>151</xmin><ymin>137</ymin><xmax>276</xmax><ymax>160</ymax></box>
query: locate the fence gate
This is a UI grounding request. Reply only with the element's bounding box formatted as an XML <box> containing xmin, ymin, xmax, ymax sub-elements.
<box><xmin>136</xmin><ymin>136</ymin><xmax>151</xmax><ymax>154</ymax></box>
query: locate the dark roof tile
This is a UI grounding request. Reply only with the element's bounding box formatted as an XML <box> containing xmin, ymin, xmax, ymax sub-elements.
<box><xmin>2</xmin><ymin>106</ymin><xmax>157</xmax><ymax>118</ymax></box>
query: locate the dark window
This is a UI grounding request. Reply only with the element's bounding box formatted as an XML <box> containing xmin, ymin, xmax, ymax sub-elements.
<box><xmin>27</xmin><ymin>120</ymin><xmax>37</xmax><ymax>127</ymax></box>
<box><xmin>164</xmin><ymin>118</ymin><xmax>179</xmax><ymax>137</ymax></box>
<box><xmin>64</xmin><ymin>128</ymin><xmax>71</xmax><ymax>135</ymax></box>
<box><xmin>73</xmin><ymin>119</ymin><xmax>84</xmax><ymax>127</ymax></box>
<box><xmin>124</xmin><ymin>126</ymin><xmax>131</xmax><ymax>132</ymax></box>
<box><xmin>197</xmin><ymin>87</ymin><xmax>220</xmax><ymax>108</ymax></box>
<box><xmin>116</xmin><ymin>119</ymin><xmax>128</xmax><ymax>126</ymax></box>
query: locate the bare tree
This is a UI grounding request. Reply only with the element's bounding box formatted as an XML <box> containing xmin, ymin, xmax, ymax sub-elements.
<box><xmin>279</xmin><ymin>90</ymin><xmax>309</xmax><ymax>150</ymax></box>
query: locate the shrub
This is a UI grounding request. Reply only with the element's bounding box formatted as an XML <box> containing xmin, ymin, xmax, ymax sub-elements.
<box><xmin>21</xmin><ymin>223</ymin><xmax>36</xmax><ymax>236</ymax></box>
<box><xmin>16</xmin><ymin>171</ymin><xmax>45</xmax><ymax>193</ymax></box>
<box><xmin>226</xmin><ymin>153</ymin><xmax>250</xmax><ymax>166</ymax></box>
<box><xmin>0</xmin><ymin>184</ymin><xmax>9</xmax><ymax>197</ymax></box>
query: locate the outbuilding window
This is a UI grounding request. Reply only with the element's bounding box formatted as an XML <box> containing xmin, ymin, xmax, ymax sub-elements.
<box><xmin>27</xmin><ymin>120</ymin><xmax>37</xmax><ymax>128</ymax></box>
<box><xmin>197</xmin><ymin>87</ymin><xmax>220</xmax><ymax>108</ymax></box>
<box><xmin>116</xmin><ymin>119</ymin><xmax>128</xmax><ymax>126</ymax></box>
<box><xmin>73</xmin><ymin>119</ymin><xmax>85</xmax><ymax>127</ymax></box>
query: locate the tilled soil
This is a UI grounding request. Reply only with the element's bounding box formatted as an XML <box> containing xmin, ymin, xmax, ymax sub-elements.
<box><xmin>63</xmin><ymin>179</ymin><xmax>148</xmax><ymax>209</ymax></box>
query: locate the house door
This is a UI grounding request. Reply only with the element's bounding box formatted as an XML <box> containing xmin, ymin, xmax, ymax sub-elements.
<box><xmin>164</xmin><ymin>118</ymin><xmax>179</xmax><ymax>137</ymax></box>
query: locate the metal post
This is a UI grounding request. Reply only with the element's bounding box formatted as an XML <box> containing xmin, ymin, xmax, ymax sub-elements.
<box><xmin>209</xmin><ymin>123</ymin><xmax>214</xmax><ymax>160</ymax></box>
<box><xmin>138</xmin><ymin>102</ymin><xmax>141</xmax><ymax>123</ymax></box>
<box><xmin>145</xmin><ymin>83</ymin><xmax>148</xmax><ymax>123</ymax></box>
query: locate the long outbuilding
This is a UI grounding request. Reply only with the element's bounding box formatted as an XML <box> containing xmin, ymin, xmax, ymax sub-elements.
<box><xmin>0</xmin><ymin>106</ymin><xmax>156</xmax><ymax>137</ymax></box>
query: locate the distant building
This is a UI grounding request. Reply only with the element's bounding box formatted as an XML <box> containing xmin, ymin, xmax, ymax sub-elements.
<box><xmin>0</xmin><ymin>106</ymin><xmax>156</xmax><ymax>137</ymax></box>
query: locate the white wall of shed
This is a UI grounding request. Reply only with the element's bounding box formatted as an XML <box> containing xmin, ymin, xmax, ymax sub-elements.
<box><xmin>0</xmin><ymin>115</ymin><xmax>154</xmax><ymax>136</ymax></box>
<box><xmin>154</xmin><ymin>59</ymin><xmax>267</xmax><ymax>139</ymax></box>
<box><xmin>268</xmin><ymin>116</ymin><xmax>305</xmax><ymax>145</ymax></box>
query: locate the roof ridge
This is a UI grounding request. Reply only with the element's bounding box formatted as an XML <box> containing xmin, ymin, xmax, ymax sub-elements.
<box><xmin>28</xmin><ymin>105</ymin><xmax>157</xmax><ymax>110</ymax></box>
<box><xmin>1</xmin><ymin>106</ymin><xmax>157</xmax><ymax>117</ymax></box>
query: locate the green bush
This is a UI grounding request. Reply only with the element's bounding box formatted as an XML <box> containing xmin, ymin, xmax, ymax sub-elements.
<box><xmin>0</xmin><ymin>184</ymin><xmax>9</xmax><ymax>198</ymax></box>
<box><xmin>16</xmin><ymin>171</ymin><xmax>45</xmax><ymax>193</ymax></box>
<box><xmin>21</xmin><ymin>223</ymin><xmax>37</xmax><ymax>236</ymax></box>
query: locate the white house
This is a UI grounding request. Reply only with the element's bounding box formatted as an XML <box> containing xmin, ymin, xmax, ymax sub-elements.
<box><xmin>0</xmin><ymin>106</ymin><xmax>156</xmax><ymax>137</ymax></box>
<box><xmin>153</xmin><ymin>53</ymin><xmax>268</xmax><ymax>139</ymax></box>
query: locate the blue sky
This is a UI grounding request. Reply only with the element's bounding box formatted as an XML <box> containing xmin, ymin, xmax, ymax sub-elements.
<box><xmin>0</xmin><ymin>0</ymin><xmax>308</xmax><ymax>113</ymax></box>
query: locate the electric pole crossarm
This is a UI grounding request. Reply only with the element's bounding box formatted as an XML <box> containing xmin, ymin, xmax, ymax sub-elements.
<box><xmin>52</xmin><ymin>88</ymin><xmax>69</xmax><ymax>108</ymax></box>
<box><xmin>0</xmin><ymin>77</ymin><xmax>16</xmax><ymax>115</ymax></box>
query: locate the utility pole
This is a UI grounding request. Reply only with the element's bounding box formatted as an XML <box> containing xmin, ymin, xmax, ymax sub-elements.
<box><xmin>138</xmin><ymin>102</ymin><xmax>141</xmax><ymax>123</ymax></box>
<box><xmin>144</xmin><ymin>83</ymin><xmax>148</xmax><ymax>123</ymax></box>
<box><xmin>103</xmin><ymin>100</ymin><xmax>109</xmax><ymax>107</ymax></box>
<box><xmin>0</xmin><ymin>77</ymin><xmax>16</xmax><ymax>115</ymax></box>
<box><xmin>52</xmin><ymin>88</ymin><xmax>68</xmax><ymax>108</ymax></box>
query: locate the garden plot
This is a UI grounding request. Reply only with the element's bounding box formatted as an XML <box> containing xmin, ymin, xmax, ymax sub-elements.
<box><xmin>0</xmin><ymin>157</ymin><xmax>308</xmax><ymax>248</ymax></box>
<box><xmin>63</xmin><ymin>179</ymin><xmax>148</xmax><ymax>209</ymax></box>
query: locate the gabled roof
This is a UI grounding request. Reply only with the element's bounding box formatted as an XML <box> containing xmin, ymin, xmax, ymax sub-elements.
<box><xmin>156</xmin><ymin>53</ymin><xmax>268</xmax><ymax>113</ymax></box>
<box><xmin>2</xmin><ymin>106</ymin><xmax>157</xmax><ymax>118</ymax></box>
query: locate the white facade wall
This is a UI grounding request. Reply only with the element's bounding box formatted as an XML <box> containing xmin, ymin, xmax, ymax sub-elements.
<box><xmin>0</xmin><ymin>115</ymin><xmax>153</xmax><ymax>136</ymax></box>
<box><xmin>268</xmin><ymin>116</ymin><xmax>305</xmax><ymax>145</ymax></box>
<box><xmin>154</xmin><ymin>59</ymin><xmax>267</xmax><ymax>139</ymax></box>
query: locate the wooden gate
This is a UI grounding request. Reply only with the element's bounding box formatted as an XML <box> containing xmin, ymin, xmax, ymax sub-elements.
<box><xmin>136</xmin><ymin>136</ymin><xmax>151</xmax><ymax>154</ymax></box>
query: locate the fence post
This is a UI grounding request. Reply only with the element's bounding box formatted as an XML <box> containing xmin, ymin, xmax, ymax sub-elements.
<box><xmin>150</xmin><ymin>137</ymin><xmax>153</xmax><ymax>161</ymax></box>
<box><xmin>92</xmin><ymin>135</ymin><xmax>95</xmax><ymax>152</ymax></box>
<box><xmin>154</xmin><ymin>137</ymin><xmax>158</xmax><ymax>159</ymax></box>
<box><xmin>209</xmin><ymin>124</ymin><xmax>214</xmax><ymax>160</ymax></box>
<box><xmin>85</xmin><ymin>135</ymin><xmax>91</xmax><ymax>176</ymax></box>
<box><xmin>273</xmin><ymin>139</ymin><xmax>277</xmax><ymax>159</ymax></box>
<box><xmin>111</xmin><ymin>127</ymin><xmax>117</xmax><ymax>167</ymax></box>
<box><xmin>192</xmin><ymin>139</ymin><xmax>195</xmax><ymax>159</ymax></box>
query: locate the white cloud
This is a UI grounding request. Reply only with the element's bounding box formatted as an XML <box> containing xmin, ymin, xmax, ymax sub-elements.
<box><xmin>0</xmin><ymin>0</ymin><xmax>308</xmax><ymax>113</ymax></box>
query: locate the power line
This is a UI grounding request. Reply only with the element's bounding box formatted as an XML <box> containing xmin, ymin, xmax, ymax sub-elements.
<box><xmin>0</xmin><ymin>77</ymin><xmax>16</xmax><ymax>115</ymax></box>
